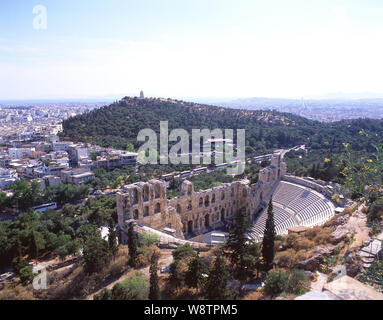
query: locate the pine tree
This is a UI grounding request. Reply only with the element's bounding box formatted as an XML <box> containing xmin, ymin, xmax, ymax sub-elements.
<box><xmin>204</xmin><ymin>254</ymin><xmax>229</xmax><ymax>300</ymax></box>
<box><xmin>127</xmin><ymin>222</ymin><xmax>137</xmax><ymax>267</ymax></box>
<box><xmin>262</xmin><ymin>197</ymin><xmax>276</xmax><ymax>271</ymax></box>
<box><xmin>185</xmin><ymin>252</ymin><xmax>207</xmax><ymax>289</ymax></box>
<box><xmin>108</xmin><ymin>220</ymin><xmax>119</xmax><ymax>258</ymax></box>
<box><xmin>149</xmin><ymin>251</ymin><xmax>160</xmax><ymax>300</ymax></box>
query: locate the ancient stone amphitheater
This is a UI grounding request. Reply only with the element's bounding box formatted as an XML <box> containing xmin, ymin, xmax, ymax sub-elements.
<box><xmin>117</xmin><ymin>153</ymin><xmax>343</xmax><ymax>244</ymax></box>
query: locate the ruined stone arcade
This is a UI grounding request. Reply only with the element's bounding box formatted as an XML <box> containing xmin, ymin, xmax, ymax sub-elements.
<box><xmin>117</xmin><ymin>154</ymin><xmax>286</xmax><ymax>242</ymax></box>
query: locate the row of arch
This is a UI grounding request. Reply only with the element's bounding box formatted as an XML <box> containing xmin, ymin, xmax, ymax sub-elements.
<box><xmin>191</xmin><ymin>188</ymin><xmax>249</xmax><ymax>210</ymax></box>
<box><xmin>132</xmin><ymin>202</ymin><xmax>162</xmax><ymax>219</ymax></box>
<box><xmin>264</xmin><ymin>168</ymin><xmax>281</xmax><ymax>183</ymax></box>
<box><xmin>183</xmin><ymin>207</ymin><xmax>234</xmax><ymax>234</ymax></box>
<box><xmin>132</xmin><ymin>183</ymin><xmax>162</xmax><ymax>205</ymax></box>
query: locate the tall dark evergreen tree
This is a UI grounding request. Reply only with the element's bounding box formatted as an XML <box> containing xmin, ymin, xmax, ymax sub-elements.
<box><xmin>168</xmin><ymin>259</ymin><xmax>184</xmax><ymax>289</ymax></box>
<box><xmin>108</xmin><ymin>220</ymin><xmax>119</xmax><ymax>258</ymax></box>
<box><xmin>225</xmin><ymin>207</ymin><xmax>254</xmax><ymax>280</ymax></box>
<box><xmin>262</xmin><ymin>197</ymin><xmax>276</xmax><ymax>271</ymax></box>
<box><xmin>127</xmin><ymin>222</ymin><xmax>138</xmax><ymax>267</ymax></box>
<box><xmin>204</xmin><ymin>254</ymin><xmax>230</xmax><ymax>300</ymax></box>
<box><xmin>185</xmin><ymin>252</ymin><xmax>207</xmax><ymax>289</ymax></box>
<box><xmin>149</xmin><ymin>251</ymin><xmax>160</xmax><ymax>300</ymax></box>
<box><xmin>225</xmin><ymin>207</ymin><xmax>253</xmax><ymax>266</ymax></box>
<box><xmin>310</xmin><ymin>164</ymin><xmax>316</xmax><ymax>178</ymax></box>
<box><xmin>83</xmin><ymin>236</ymin><xmax>111</xmax><ymax>274</ymax></box>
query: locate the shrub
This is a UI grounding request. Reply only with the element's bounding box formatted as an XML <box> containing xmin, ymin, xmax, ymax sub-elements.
<box><xmin>139</xmin><ymin>232</ymin><xmax>159</xmax><ymax>246</ymax></box>
<box><xmin>135</xmin><ymin>254</ymin><xmax>148</xmax><ymax>268</ymax></box>
<box><xmin>275</xmin><ymin>249</ymin><xmax>297</xmax><ymax>269</ymax></box>
<box><xmin>94</xmin><ymin>288</ymin><xmax>113</xmax><ymax>300</ymax></box>
<box><xmin>19</xmin><ymin>266</ymin><xmax>36</xmax><ymax>286</ymax></box>
<box><xmin>111</xmin><ymin>272</ymin><xmax>148</xmax><ymax>300</ymax></box>
<box><xmin>108</xmin><ymin>255</ymin><xmax>129</xmax><ymax>278</ymax></box>
<box><xmin>313</xmin><ymin>229</ymin><xmax>334</xmax><ymax>245</ymax></box>
<box><xmin>303</xmin><ymin>228</ymin><xmax>319</xmax><ymax>240</ymax></box>
<box><xmin>295</xmin><ymin>249</ymin><xmax>307</xmax><ymax>262</ymax></box>
<box><xmin>286</xmin><ymin>269</ymin><xmax>309</xmax><ymax>296</ymax></box>
<box><xmin>135</xmin><ymin>245</ymin><xmax>161</xmax><ymax>268</ymax></box>
<box><xmin>368</xmin><ymin>198</ymin><xmax>383</xmax><ymax>224</ymax></box>
<box><xmin>172</xmin><ymin>243</ymin><xmax>196</xmax><ymax>261</ymax></box>
<box><xmin>137</xmin><ymin>247</ymin><xmax>147</xmax><ymax>256</ymax></box>
<box><xmin>292</xmin><ymin>238</ymin><xmax>315</xmax><ymax>251</ymax></box>
<box><xmin>284</xmin><ymin>233</ymin><xmax>298</xmax><ymax>248</ymax></box>
<box><xmin>263</xmin><ymin>270</ymin><xmax>289</xmax><ymax>295</ymax></box>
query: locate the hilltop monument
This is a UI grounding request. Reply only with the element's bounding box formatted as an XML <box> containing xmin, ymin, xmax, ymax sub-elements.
<box><xmin>140</xmin><ymin>90</ymin><xmax>144</xmax><ymax>99</ymax></box>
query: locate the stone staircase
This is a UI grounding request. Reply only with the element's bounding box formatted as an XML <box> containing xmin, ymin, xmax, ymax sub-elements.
<box><xmin>358</xmin><ymin>239</ymin><xmax>382</xmax><ymax>269</ymax></box>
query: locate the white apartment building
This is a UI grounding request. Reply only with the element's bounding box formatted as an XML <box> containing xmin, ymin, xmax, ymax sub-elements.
<box><xmin>0</xmin><ymin>168</ymin><xmax>18</xmax><ymax>189</ymax></box>
<box><xmin>8</xmin><ymin>147</ymin><xmax>36</xmax><ymax>159</ymax></box>
<box><xmin>52</xmin><ymin>141</ymin><xmax>74</xmax><ymax>152</ymax></box>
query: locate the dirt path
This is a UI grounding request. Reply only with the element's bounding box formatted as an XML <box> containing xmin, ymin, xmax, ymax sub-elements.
<box><xmin>347</xmin><ymin>208</ymin><xmax>370</xmax><ymax>249</ymax></box>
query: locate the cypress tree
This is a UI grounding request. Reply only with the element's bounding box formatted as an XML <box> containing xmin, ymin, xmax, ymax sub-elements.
<box><xmin>168</xmin><ymin>259</ymin><xmax>184</xmax><ymax>289</ymax></box>
<box><xmin>108</xmin><ymin>220</ymin><xmax>119</xmax><ymax>258</ymax></box>
<box><xmin>185</xmin><ymin>252</ymin><xmax>207</xmax><ymax>289</ymax></box>
<box><xmin>225</xmin><ymin>207</ymin><xmax>253</xmax><ymax>278</ymax></box>
<box><xmin>127</xmin><ymin>222</ymin><xmax>137</xmax><ymax>267</ymax></box>
<box><xmin>204</xmin><ymin>254</ymin><xmax>229</xmax><ymax>300</ymax></box>
<box><xmin>149</xmin><ymin>251</ymin><xmax>161</xmax><ymax>300</ymax></box>
<box><xmin>262</xmin><ymin>197</ymin><xmax>276</xmax><ymax>271</ymax></box>
<box><xmin>310</xmin><ymin>164</ymin><xmax>316</xmax><ymax>178</ymax></box>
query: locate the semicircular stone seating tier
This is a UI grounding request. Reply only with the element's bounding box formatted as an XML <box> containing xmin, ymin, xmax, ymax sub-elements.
<box><xmin>250</xmin><ymin>181</ymin><xmax>335</xmax><ymax>241</ymax></box>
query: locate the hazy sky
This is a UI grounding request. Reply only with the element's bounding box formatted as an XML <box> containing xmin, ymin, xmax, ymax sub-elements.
<box><xmin>1</xmin><ymin>0</ymin><xmax>383</xmax><ymax>100</ymax></box>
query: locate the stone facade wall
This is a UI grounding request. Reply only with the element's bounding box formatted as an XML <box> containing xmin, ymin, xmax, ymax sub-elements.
<box><xmin>117</xmin><ymin>153</ymin><xmax>286</xmax><ymax>242</ymax></box>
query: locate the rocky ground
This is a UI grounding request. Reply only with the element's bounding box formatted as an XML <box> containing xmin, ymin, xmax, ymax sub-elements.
<box><xmin>294</xmin><ymin>203</ymin><xmax>383</xmax><ymax>298</ymax></box>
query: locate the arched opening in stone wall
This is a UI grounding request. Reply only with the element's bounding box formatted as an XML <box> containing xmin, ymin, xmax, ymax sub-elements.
<box><xmin>221</xmin><ymin>191</ymin><xmax>225</xmax><ymax>200</ymax></box>
<box><xmin>143</xmin><ymin>185</ymin><xmax>149</xmax><ymax>202</ymax></box>
<box><xmin>205</xmin><ymin>214</ymin><xmax>210</xmax><ymax>228</ymax></box>
<box><xmin>133</xmin><ymin>188</ymin><xmax>138</xmax><ymax>205</ymax></box>
<box><xmin>183</xmin><ymin>222</ymin><xmax>187</xmax><ymax>233</ymax></box>
<box><xmin>176</xmin><ymin>204</ymin><xmax>181</xmax><ymax>214</ymax></box>
<box><xmin>231</xmin><ymin>187</ymin><xmax>235</xmax><ymax>197</ymax></box>
<box><xmin>134</xmin><ymin>209</ymin><xmax>139</xmax><ymax>219</ymax></box>
<box><xmin>144</xmin><ymin>206</ymin><xmax>149</xmax><ymax>217</ymax></box>
<box><xmin>187</xmin><ymin>201</ymin><xmax>192</xmax><ymax>211</ymax></box>
<box><xmin>204</xmin><ymin>195</ymin><xmax>210</xmax><ymax>207</ymax></box>
<box><xmin>188</xmin><ymin>221</ymin><xmax>193</xmax><ymax>234</ymax></box>
<box><xmin>154</xmin><ymin>184</ymin><xmax>161</xmax><ymax>199</ymax></box>
<box><xmin>199</xmin><ymin>198</ymin><xmax>203</xmax><ymax>208</ymax></box>
<box><xmin>243</xmin><ymin>189</ymin><xmax>247</xmax><ymax>198</ymax></box>
<box><xmin>212</xmin><ymin>193</ymin><xmax>216</xmax><ymax>203</ymax></box>
<box><xmin>221</xmin><ymin>208</ymin><xmax>225</xmax><ymax>221</ymax></box>
<box><xmin>155</xmin><ymin>203</ymin><xmax>161</xmax><ymax>214</ymax></box>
